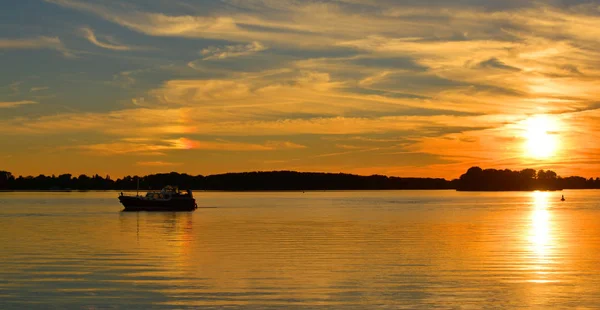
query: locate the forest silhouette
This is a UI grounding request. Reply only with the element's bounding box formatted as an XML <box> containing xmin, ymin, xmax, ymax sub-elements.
<box><xmin>2</xmin><ymin>167</ymin><xmax>600</xmax><ymax>191</ymax></box>
<box><xmin>454</xmin><ymin>167</ymin><xmax>598</xmax><ymax>191</ymax></box>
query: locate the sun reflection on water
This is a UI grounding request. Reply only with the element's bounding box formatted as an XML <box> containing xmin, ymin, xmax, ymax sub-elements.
<box><xmin>530</xmin><ymin>192</ymin><xmax>552</xmax><ymax>256</ymax></box>
<box><xmin>527</xmin><ymin>191</ymin><xmax>556</xmax><ymax>282</ymax></box>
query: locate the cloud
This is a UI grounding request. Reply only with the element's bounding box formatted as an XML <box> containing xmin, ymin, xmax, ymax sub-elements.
<box><xmin>335</xmin><ymin>144</ymin><xmax>362</xmax><ymax>150</ymax></box>
<box><xmin>150</xmin><ymin>80</ymin><xmax>252</xmax><ymax>104</ymax></box>
<box><xmin>44</xmin><ymin>0</ymin><xmax>411</xmax><ymax>47</ymax></box>
<box><xmin>474</xmin><ymin>58</ymin><xmax>521</xmax><ymax>72</ymax></box>
<box><xmin>9</xmin><ymin>81</ymin><xmax>22</xmax><ymax>93</ymax></box>
<box><xmin>73</xmin><ymin>137</ymin><xmax>307</xmax><ymax>156</ymax></box>
<box><xmin>146</xmin><ymin>73</ymin><xmax>346</xmax><ymax>114</ymax></box>
<box><xmin>201</xmin><ymin>41</ymin><xmax>267</xmax><ymax>60</ymax></box>
<box><xmin>30</xmin><ymin>87</ymin><xmax>49</xmax><ymax>92</ymax></box>
<box><xmin>11</xmin><ymin>1</ymin><xmax>600</xmax><ymax>178</ymax></box>
<box><xmin>2</xmin><ymin>107</ymin><xmax>198</xmax><ymax>136</ymax></box>
<box><xmin>1</xmin><ymin>60</ymin><xmax>527</xmax><ymax>138</ymax></box>
<box><xmin>0</xmin><ymin>36</ymin><xmax>73</xmax><ymax>57</ymax></box>
<box><xmin>46</xmin><ymin>0</ymin><xmax>243</xmax><ymax>40</ymax></box>
<box><xmin>0</xmin><ymin>100</ymin><xmax>37</xmax><ymax>108</ymax></box>
<box><xmin>41</xmin><ymin>0</ymin><xmax>600</xmax><ymax>59</ymax></box>
<box><xmin>136</xmin><ymin>161</ymin><xmax>182</xmax><ymax>167</ymax></box>
<box><xmin>78</xmin><ymin>27</ymin><xmax>138</xmax><ymax>51</ymax></box>
<box><xmin>176</xmin><ymin>138</ymin><xmax>307</xmax><ymax>151</ymax></box>
<box><xmin>264</xmin><ymin>141</ymin><xmax>307</xmax><ymax>149</ymax></box>
<box><xmin>0</xmin><ymin>36</ymin><xmax>61</xmax><ymax>49</ymax></box>
<box><xmin>2</xmin><ymin>108</ymin><xmax>493</xmax><ymax>137</ymax></box>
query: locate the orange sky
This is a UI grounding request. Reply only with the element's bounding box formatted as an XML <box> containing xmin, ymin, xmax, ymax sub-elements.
<box><xmin>2</xmin><ymin>1</ymin><xmax>600</xmax><ymax>179</ymax></box>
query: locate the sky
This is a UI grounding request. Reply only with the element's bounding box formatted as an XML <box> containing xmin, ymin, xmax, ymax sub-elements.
<box><xmin>2</xmin><ymin>0</ymin><xmax>600</xmax><ymax>179</ymax></box>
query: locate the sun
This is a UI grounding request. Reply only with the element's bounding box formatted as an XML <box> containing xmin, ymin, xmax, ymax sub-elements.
<box><xmin>523</xmin><ymin>115</ymin><xmax>559</xmax><ymax>159</ymax></box>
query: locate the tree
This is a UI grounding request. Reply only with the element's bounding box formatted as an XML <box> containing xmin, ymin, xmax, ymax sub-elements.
<box><xmin>466</xmin><ymin>166</ymin><xmax>483</xmax><ymax>176</ymax></box>
<box><xmin>0</xmin><ymin>171</ymin><xmax>14</xmax><ymax>189</ymax></box>
<box><xmin>537</xmin><ymin>170</ymin><xmax>546</xmax><ymax>180</ymax></box>
<box><xmin>58</xmin><ymin>174</ymin><xmax>72</xmax><ymax>189</ymax></box>
<box><xmin>520</xmin><ymin>169</ymin><xmax>536</xmax><ymax>180</ymax></box>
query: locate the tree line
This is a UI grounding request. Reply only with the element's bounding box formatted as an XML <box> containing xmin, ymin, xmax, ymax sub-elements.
<box><xmin>456</xmin><ymin>167</ymin><xmax>600</xmax><ymax>191</ymax></box>
<box><xmin>1</xmin><ymin>167</ymin><xmax>600</xmax><ymax>191</ymax></box>
<box><xmin>0</xmin><ymin>170</ymin><xmax>451</xmax><ymax>191</ymax></box>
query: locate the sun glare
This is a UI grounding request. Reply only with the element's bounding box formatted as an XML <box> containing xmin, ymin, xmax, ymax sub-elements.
<box><xmin>526</xmin><ymin>191</ymin><xmax>556</xmax><ymax>283</ymax></box>
<box><xmin>524</xmin><ymin>115</ymin><xmax>559</xmax><ymax>159</ymax></box>
<box><xmin>531</xmin><ymin>191</ymin><xmax>551</xmax><ymax>253</ymax></box>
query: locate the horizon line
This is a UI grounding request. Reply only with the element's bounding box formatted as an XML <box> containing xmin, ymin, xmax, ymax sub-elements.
<box><xmin>3</xmin><ymin>167</ymin><xmax>598</xmax><ymax>181</ymax></box>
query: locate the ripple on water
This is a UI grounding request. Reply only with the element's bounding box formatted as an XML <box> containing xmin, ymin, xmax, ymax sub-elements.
<box><xmin>2</xmin><ymin>190</ymin><xmax>600</xmax><ymax>308</ymax></box>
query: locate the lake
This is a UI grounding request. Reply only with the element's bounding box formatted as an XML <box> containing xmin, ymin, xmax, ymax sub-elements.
<box><xmin>1</xmin><ymin>190</ymin><xmax>600</xmax><ymax>309</ymax></box>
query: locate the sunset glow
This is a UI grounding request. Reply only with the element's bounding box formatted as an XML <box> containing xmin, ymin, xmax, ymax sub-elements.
<box><xmin>524</xmin><ymin>115</ymin><xmax>560</xmax><ymax>160</ymax></box>
<box><xmin>1</xmin><ymin>1</ymin><xmax>600</xmax><ymax>178</ymax></box>
<box><xmin>530</xmin><ymin>191</ymin><xmax>552</xmax><ymax>257</ymax></box>
<box><xmin>527</xmin><ymin>191</ymin><xmax>557</xmax><ymax>285</ymax></box>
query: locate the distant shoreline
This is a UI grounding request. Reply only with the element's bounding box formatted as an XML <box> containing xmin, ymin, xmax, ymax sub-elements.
<box><xmin>0</xmin><ymin>189</ymin><xmax>456</xmax><ymax>193</ymax></box>
<box><xmin>2</xmin><ymin>167</ymin><xmax>600</xmax><ymax>191</ymax></box>
<box><xmin>8</xmin><ymin>188</ymin><xmax>600</xmax><ymax>193</ymax></box>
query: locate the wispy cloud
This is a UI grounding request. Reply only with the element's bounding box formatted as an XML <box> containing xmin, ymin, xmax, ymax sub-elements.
<box><xmin>136</xmin><ymin>161</ymin><xmax>182</xmax><ymax>167</ymax></box>
<box><xmin>30</xmin><ymin>87</ymin><xmax>49</xmax><ymax>92</ymax></box>
<box><xmin>74</xmin><ymin>137</ymin><xmax>307</xmax><ymax>156</ymax></box>
<box><xmin>0</xmin><ymin>100</ymin><xmax>37</xmax><ymax>108</ymax></box>
<box><xmin>150</xmin><ymin>80</ymin><xmax>252</xmax><ymax>104</ymax></box>
<box><xmin>78</xmin><ymin>27</ymin><xmax>138</xmax><ymax>51</ymax></box>
<box><xmin>46</xmin><ymin>0</ymin><xmax>243</xmax><ymax>40</ymax></box>
<box><xmin>0</xmin><ymin>36</ymin><xmax>73</xmax><ymax>57</ymax></box>
<box><xmin>9</xmin><ymin>81</ymin><xmax>22</xmax><ymax>93</ymax></box>
<box><xmin>335</xmin><ymin>144</ymin><xmax>362</xmax><ymax>150</ymax></box>
<box><xmin>264</xmin><ymin>141</ymin><xmax>307</xmax><ymax>150</ymax></box>
<box><xmin>0</xmin><ymin>36</ymin><xmax>61</xmax><ymax>49</ymax></box>
<box><xmin>43</xmin><ymin>0</ymin><xmax>351</xmax><ymax>47</ymax></box>
<box><xmin>201</xmin><ymin>41</ymin><xmax>266</xmax><ymax>60</ymax></box>
<box><xmin>175</xmin><ymin>138</ymin><xmax>307</xmax><ymax>151</ymax></box>
<box><xmin>10</xmin><ymin>1</ymin><xmax>600</xmax><ymax>177</ymax></box>
<box><xmin>0</xmin><ymin>105</ymin><xmax>494</xmax><ymax>137</ymax></box>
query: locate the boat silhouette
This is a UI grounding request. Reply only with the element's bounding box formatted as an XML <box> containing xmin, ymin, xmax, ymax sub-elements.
<box><xmin>119</xmin><ymin>185</ymin><xmax>197</xmax><ymax>211</ymax></box>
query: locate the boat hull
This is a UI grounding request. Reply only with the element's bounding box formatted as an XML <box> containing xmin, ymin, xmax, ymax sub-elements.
<box><xmin>119</xmin><ymin>196</ymin><xmax>197</xmax><ymax>211</ymax></box>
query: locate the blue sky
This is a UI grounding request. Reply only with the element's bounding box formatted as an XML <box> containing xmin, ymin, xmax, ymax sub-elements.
<box><xmin>2</xmin><ymin>0</ymin><xmax>600</xmax><ymax>178</ymax></box>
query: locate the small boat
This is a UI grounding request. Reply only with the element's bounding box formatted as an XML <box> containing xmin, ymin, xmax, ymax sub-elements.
<box><xmin>561</xmin><ymin>195</ymin><xmax>565</xmax><ymax>201</ymax></box>
<box><xmin>119</xmin><ymin>185</ymin><xmax>197</xmax><ymax>211</ymax></box>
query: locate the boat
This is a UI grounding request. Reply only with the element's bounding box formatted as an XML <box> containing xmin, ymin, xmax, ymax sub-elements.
<box><xmin>119</xmin><ymin>185</ymin><xmax>197</xmax><ymax>211</ymax></box>
<box><xmin>561</xmin><ymin>195</ymin><xmax>565</xmax><ymax>201</ymax></box>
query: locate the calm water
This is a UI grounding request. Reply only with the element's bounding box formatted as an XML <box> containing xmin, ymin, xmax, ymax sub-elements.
<box><xmin>1</xmin><ymin>190</ymin><xmax>600</xmax><ymax>309</ymax></box>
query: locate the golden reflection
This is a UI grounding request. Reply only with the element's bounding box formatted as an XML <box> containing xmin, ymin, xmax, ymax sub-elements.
<box><xmin>530</xmin><ymin>192</ymin><xmax>551</xmax><ymax>257</ymax></box>
<box><xmin>527</xmin><ymin>191</ymin><xmax>555</xmax><ymax>283</ymax></box>
<box><xmin>118</xmin><ymin>212</ymin><xmax>194</xmax><ymax>267</ymax></box>
<box><xmin>523</xmin><ymin>115</ymin><xmax>559</xmax><ymax>159</ymax></box>
<box><xmin>531</xmin><ymin>210</ymin><xmax>550</xmax><ymax>253</ymax></box>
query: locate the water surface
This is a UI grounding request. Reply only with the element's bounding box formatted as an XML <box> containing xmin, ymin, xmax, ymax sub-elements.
<box><xmin>1</xmin><ymin>190</ymin><xmax>600</xmax><ymax>309</ymax></box>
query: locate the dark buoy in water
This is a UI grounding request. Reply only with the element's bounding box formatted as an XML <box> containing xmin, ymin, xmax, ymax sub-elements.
<box><xmin>561</xmin><ymin>195</ymin><xmax>565</xmax><ymax>201</ymax></box>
